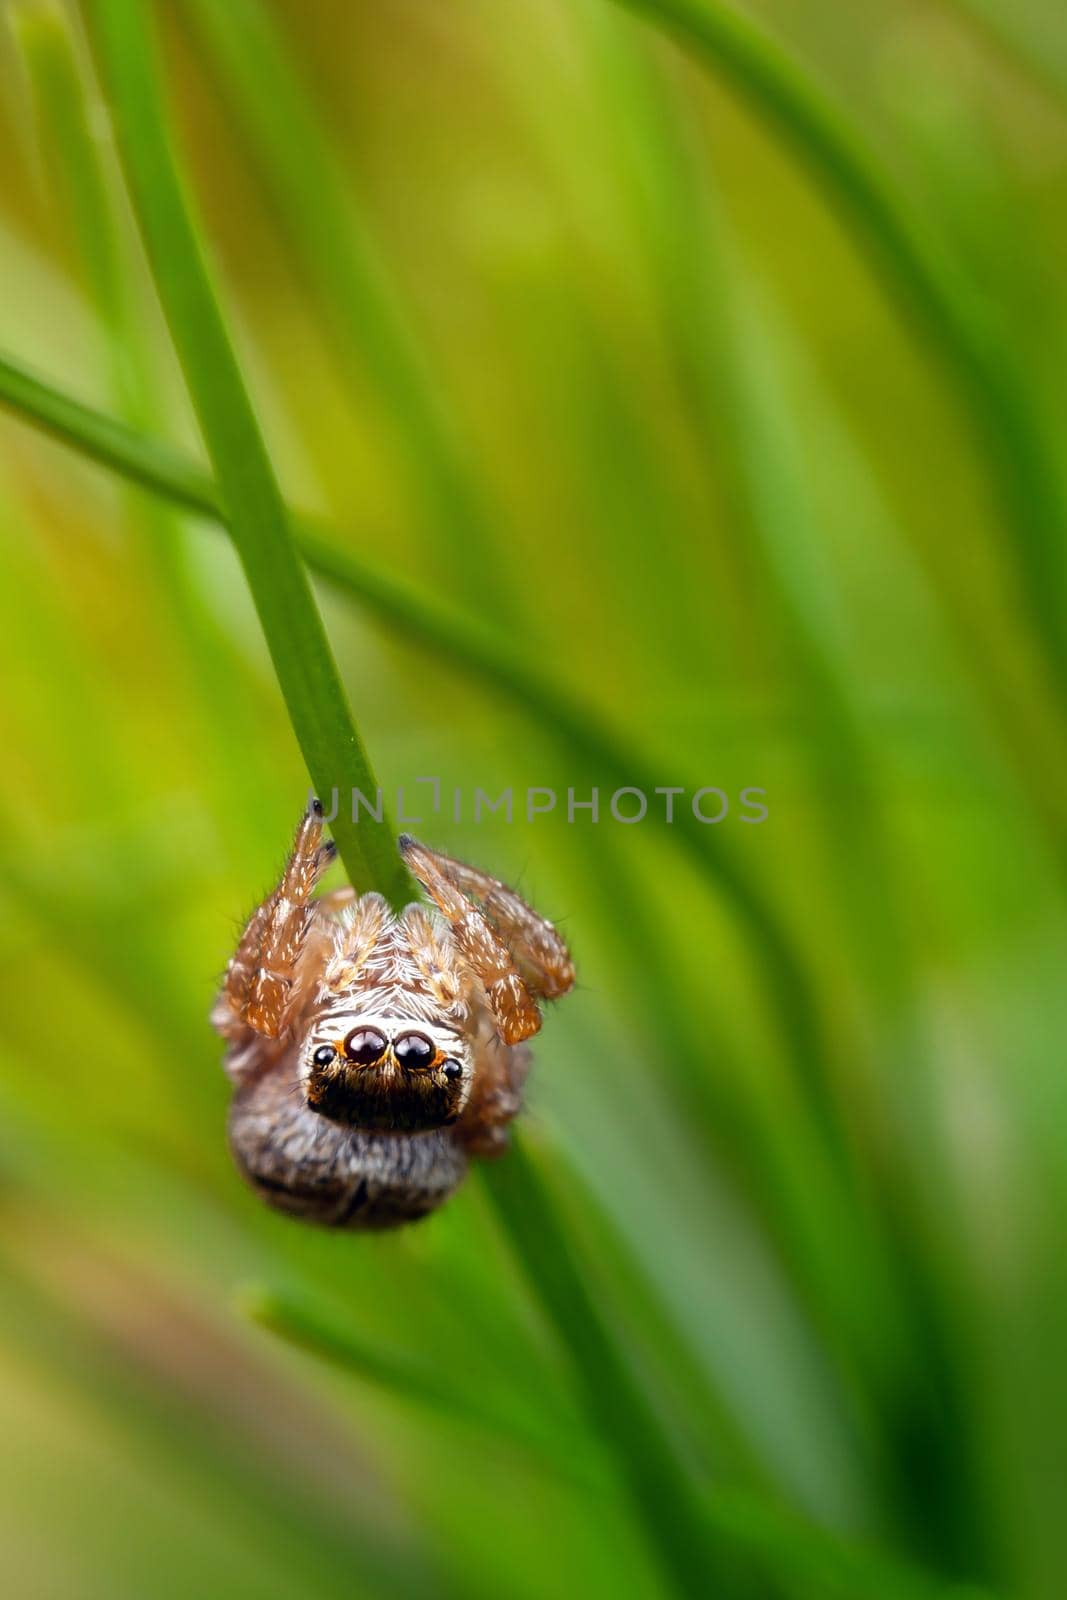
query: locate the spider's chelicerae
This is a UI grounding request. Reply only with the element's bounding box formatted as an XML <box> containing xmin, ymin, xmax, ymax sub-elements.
<box><xmin>212</xmin><ymin>801</ymin><xmax>575</xmax><ymax>1228</ymax></box>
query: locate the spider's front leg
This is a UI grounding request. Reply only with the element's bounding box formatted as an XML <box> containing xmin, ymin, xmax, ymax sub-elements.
<box><xmin>399</xmin><ymin>835</ymin><xmax>575</xmax><ymax>1040</ymax></box>
<box><xmin>214</xmin><ymin>799</ymin><xmax>337</xmax><ymax>1045</ymax></box>
<box><xmin>400</xmin><ymin>836</ymin><xmax>575</xmax><ymax>1158</ymax></box>
<box><xmin>416</xmin><ymin>844</ymin><xmax>575</xmax><ymax>1001</ymax></box>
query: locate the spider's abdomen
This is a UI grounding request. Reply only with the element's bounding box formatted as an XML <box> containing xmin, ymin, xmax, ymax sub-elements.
<box><xmin>228</xmin><ymin>1063</ymin><xmax>468</xmax><ymax>1229</ymax></box>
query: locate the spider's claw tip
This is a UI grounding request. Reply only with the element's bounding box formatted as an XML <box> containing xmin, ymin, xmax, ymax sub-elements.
<box><xmin>397</xmin><ymin>832</ymin><xmax>417</xmax><ymax>853</ymax></box>
<box><xmin>309</xmin><ymin>796</ymin><xmax>324</xmax><ymax>817</ymax></box>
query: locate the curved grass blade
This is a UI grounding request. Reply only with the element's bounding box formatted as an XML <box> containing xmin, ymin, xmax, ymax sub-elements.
<box><xmin>241</xmin><ymin>1282</ymin><xmax>600</xmax><ymax>1485</ymax></box>
<box><xmin>180</xmin><ymin>0</ymin><xmax>511</xmax><ymax>619</ymax></box>
<box><xmin>11</xmin><ymin>0</ymin><xmax>279</xmax><ymax>866</ymax></box>
<box><xmin>83</xmin><ymin>0</ymin><xmax>411</xmax><ymax>908</ymax></box>
<box><xmin>608</xmin><ymin>0</ymin><xmax>1067</xmax><ymax>775</ymax></box>
<box><xmin>12</xmin><ymin>1</ymin><xmax>129</xmax><ymax>393</ymax></box>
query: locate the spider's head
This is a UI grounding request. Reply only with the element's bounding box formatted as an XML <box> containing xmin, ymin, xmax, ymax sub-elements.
<box><xmin>301</xmin><ymin>1018</ymin><xmax>472</xmax><ymax>1133</ymax></box>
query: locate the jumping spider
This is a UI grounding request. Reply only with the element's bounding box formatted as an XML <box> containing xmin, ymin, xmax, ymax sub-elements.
<box><xmin>212</xmin><ymin>801</ymin><xmax>575</xmax><ymax>1228</ymax></box>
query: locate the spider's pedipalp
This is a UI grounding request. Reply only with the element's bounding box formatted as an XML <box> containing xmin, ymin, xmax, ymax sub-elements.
<box><xmin>319</xmin><ymin>890</ymin><xmax>390</xmax><ymax>997</ymax></box>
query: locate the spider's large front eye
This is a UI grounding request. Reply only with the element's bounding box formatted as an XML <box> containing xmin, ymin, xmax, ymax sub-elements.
<box><xmin>393</xmin><ymin>1030</ymin><xmax>435</xmax><ymax>1069</ymax></box>
<box><xmin>344</xmin><ymin>1027</ymin><xmax>388</xmax><ymax>1066</ymax></box>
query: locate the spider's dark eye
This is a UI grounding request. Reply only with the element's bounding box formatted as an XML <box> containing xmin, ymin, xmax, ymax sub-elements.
<box><xmin>442</xmin><ymin>1059</ymin><xmax>463</xmax><ymax>1081</ymax></box>
<box><xmin>394</xmin><ymin>1030</ymin><xmax>435</xmax><ymax>1069</ymax></box>
<box><xmin>344</xmin><ymin>1027</ymin><xmax>388</xmax><ymax>1065</ymax></box>
<box><xmin>311</xmin><ymin>1045</ymin><xmax>336</xmax><ymax>1068</ymax></box>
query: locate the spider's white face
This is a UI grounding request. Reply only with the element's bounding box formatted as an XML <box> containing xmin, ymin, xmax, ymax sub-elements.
<box><xmin>300</xmin><ymin>1011</ymin><xmax>473</xmax><ymax>1132</ymax></box>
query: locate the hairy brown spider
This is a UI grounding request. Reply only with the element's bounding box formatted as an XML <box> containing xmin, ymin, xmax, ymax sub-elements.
<box><xmin>212</xmin><ymin>801</ymin><xmax>575</xmax><ymax>1228</ymax></box>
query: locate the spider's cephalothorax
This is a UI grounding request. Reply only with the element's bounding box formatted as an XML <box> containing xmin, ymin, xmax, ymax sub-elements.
<box><xmin>212</xmin><ymin>803</ymin><xmax>575</xmax><ymax>1229</ymax></box>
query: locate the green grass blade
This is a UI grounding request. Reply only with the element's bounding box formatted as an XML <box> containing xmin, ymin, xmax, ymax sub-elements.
<box><xmin>83</xmin><ymin>0</ymin><xmax>410</xmax><ymax>907</ymax></box>
<box><xmin>12</xmin><ymin>2</ymin><xmax>129</xmax><ymax>390</ymax></box>
<box><xmin>0</xmin><ymin>348</ymin><xmax>222</xmax><ymax>511</ymax></box>
<box><xmin>11</xmin><ymin>0</ymin><xmax>279</xmax><ymax>868</ymax></box>
<box><xmin>703</xmin><ymin>1487</ymin><xmax>1001</xmax><ymax>1600</ymax></box>
<box><xmin>181</xmin><ymin>0</ymin><xmax>509</xmax><ymax>616</ymax></box>
<box><xmin>609</xmin><ymin>0</ymin><xmax>1067</xmax><ymax>749</ymax></box>
<box><xmin>482</xmin><ymin>1134</ymin><xmax>758</xmax><ymax>1598</ymax></box>
<box><xmin>241</xmin><ymin>1282</ymin><xmax>599</xmax><ymax>1482</ymax></box>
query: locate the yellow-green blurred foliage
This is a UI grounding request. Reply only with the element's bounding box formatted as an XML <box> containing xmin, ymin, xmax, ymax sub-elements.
<box><xmin>0</xmin><ymin>1</ymin><xmax>1065</xmax><ymax>1597</ymax></box>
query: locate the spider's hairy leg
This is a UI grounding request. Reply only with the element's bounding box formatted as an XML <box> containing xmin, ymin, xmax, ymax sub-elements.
<box><xmin>407</xmin><ymin>842</ymin><xmax>575</xmax><ymax>1000</ymax></box>
<box><xmin>217</xmin><ymin>799</ymin><xmax>337</xmax><ymax>1040</ymax></box>
<box><xmin>399</xmin><ymin>835</ymin><xmax>544</xmax><ymax>1044</ymax></box>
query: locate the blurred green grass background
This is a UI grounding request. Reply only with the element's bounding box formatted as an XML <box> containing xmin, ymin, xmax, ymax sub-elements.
<box><xmin>0</xmin><ymin>0</ymin><xmax>1065</xmax><ymax>1596</ymax></box>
